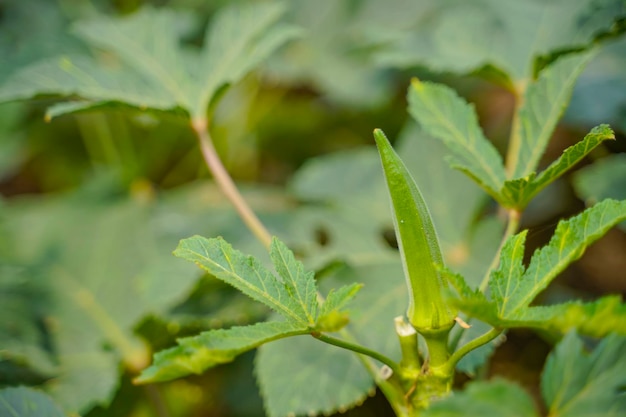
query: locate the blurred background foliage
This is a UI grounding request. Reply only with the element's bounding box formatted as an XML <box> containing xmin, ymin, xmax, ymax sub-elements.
<box><xmin>0</xmin><ymin>0</ymin><xmax>625</xmax><ymax>416</ymax></box>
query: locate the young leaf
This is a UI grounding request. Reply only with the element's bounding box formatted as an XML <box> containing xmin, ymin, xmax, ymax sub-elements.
<box><xmin>506</xmin><ymin>199</ymin><xmax>626</xmax><ymax>314</ymax></box>
<box><xmin>173</xmin><ymin>236</ymin><xmax>318</xmax><ymax>326</ymax></box>
<box><xmin>421</xmin><ymin>379</ymin><xmax>538</xmax><ymax>417</ymax></box>
<box><xmin>542</xmin><ymin>332</ymin><xmax>626</xmax><ymax>417</ymax></box>
<box><xmin>508</xmin><ymin>52</ymin><xmax>594</xmax><ymax>179</ymax></box>
<box><xmin>501</xmin><ymin>125</ymin><xmax>615</xmax><ymax>208</ymax></box>
<box><xmin>135</xmin><ymin>321</ymin><xmax>309</xmax><ymax>383</ymax></box>
<box><xmin>316</xmin><ymin>283</ymin><xmax>363</xmax><ymax>332</ymax></box>
<box><xmin>0</xmin><ymin>387</ymin><xmax>67</xmax><ymax>417</ymax></box>
<box><xmin>373</xmin><ymin>128</ymin><xmax>455</xmax><ymax>331</ymax></box>
<box><xmin>407</xmin><ymin>79</ymin><xmax>506</xmax><ymax>197</ymax></box>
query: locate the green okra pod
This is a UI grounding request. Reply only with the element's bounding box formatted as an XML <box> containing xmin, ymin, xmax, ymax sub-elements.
<box><xmin>373</xmin><ymin>129</ymin><xmax>456</xmax><ymax>332</ymax></box>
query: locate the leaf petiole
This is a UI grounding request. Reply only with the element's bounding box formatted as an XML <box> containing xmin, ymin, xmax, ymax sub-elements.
<box><xmin>311</xmin><ymin>332</ymin><xmax>401</xmax><ymax>376</ymax></box>
<box><xmin>445</xmin><ymin>327</ymin><xmax>504</xmax><ymax>373</ymax></box>
<box><xmin>192</xmin><ymin>117</ymin><xmax>273</xmax><ymax>248</ymax></box>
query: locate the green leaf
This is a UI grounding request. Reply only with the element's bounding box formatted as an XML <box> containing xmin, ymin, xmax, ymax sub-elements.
<box><xmin>514</xmin><ymin>296</ymin><xmax>626</xmax><ymax>337</ymax></box>
<box><xmin>194</xmin><ymin>2</ymin><xmax>300</xmax><ymax>116</ymax></box>
<box><xmin>509</xmin><ymin>52</ymin><xmax>594</xmax><ymax>179</ymax></box>
<box><xmin>135</xmin><ymin>321</ymin><xmax>309</xmax><ymax>383</ymax></box>
<box><xmin>257</xmin><ymin>335</ymin><xmax>373</xmax><ymax>417</ymax></box>
<box><xmin>421</xmin><ymin>379</ymin><xmax>538</xmax><ymax>417</ymax></box>
<box><xmin>542</xmin><ymin>332</ymin><xmax>626</xmax><ymax>416</ymax></box>
<box><xmin>1</xmin><ymin>181</ymin><xmax>284</xmax><ymax>413</ymax></box>
<box><xmin>490</xmin><ymin>230</ymin><xmax>528</xmax><ymax>316</ymax></box>
<box><xmin>502</xmin><ymin>124</ymin><xmax>615</xmax><ymax>208</ymax></box>
<box><xmin>256</xmin><ymin>261</ymin><xmax>405</xmax><ymax>417</ymax></box>
<box><xmin>573</xmin><ymin>153</ymin><xmax>626</xmax><ymax>221</ymax></box>
<box><xmin>264</xmin><ymin>0</ymin><xmax>395</xmax><ymax>107</ymax></box>
<box><xmin>508</xmin><ymin>199</ymin><xmax>626</xmax><ymax>314</ymax></box>
<box><xmin>316</xmin><ymin>283</ymin><xmax>363</xmax><ymax>332</ymax></box>
<box><xmin>454</xmin><ymin>200</ymin><xmax>626</xmax><ymax>335</ymax></box>
<box><xmin>269</xmin><ymin>238</ymin><xmax>318</xmax><ymax>325</ymax></box>
<box><xmin>374</xmin><ymin>128</ymin><xmax>454</xmax><ymax>331</ymax></box>
<box><xmin>407</xmin><ymin>79</ymin><xmax>506</xmax><ymax>197</ymax></box>
<box><xmin>378</xmin><ymin>0</ymin><xmax>622</xmax><ymax>84</ymax></box>
<box><xmin>0</xmin><ymin>262</ymin><xmax>58</xmax><ymax>379</ymax></box>
<box><xmin>0</xmin><ymin>55</ymin><xmax>170</xmax><ymax>111</ymax></box>
<box><xmin>174</xmin><ymin>236</ymin><xmax>319</xmax><ymax>326</ymax></box>
<box><xmin>566</xmin><ymin>37</ymin><xmax>626</xmax><ymax>128</ymax></box>
<box><xmin>0</xmin><ymin>387</ymin><xmax>66</xmax><ymax>417</ymax></box>
<box><xmin>0</xmin><ymin>4</ymin><xmax>298</xmax><ymax>119</ymax></box>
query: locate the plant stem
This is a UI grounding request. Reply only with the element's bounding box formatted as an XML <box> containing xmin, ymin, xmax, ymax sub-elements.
<box><xmin>445</xmin><ymin>327</ymin><xmax>503</xmax><ymax>372</ymax></box>
<box><xmin>191</xmin><ymin>117</ymin><xmax>272</xmax><ymax>248</ymax></box>
<box><xmin>312</xmin><ymin>332</ymin><xmax>401</xmax><ymax>376</ymax></box>
<box><xmin>395</xmin><ymin>316</ymin><xmax>421</xmax><ymax>375</ymax></box>
<box><xmin>336</xmin><ymin>330</ymin><xmax>413</xmax><ymax>417</ymax></box>
<box><xmin>144</xmin><ymin>385</ymin><xmax>171</xmax><ymax>417</ymax></box>
<box><xmin>504</xmin><ymin>82</ymin><xmax>527</xmax><ymax>178</ymax></box>
<box><xmin>478</xmin><ymin>208</ymin><xmax>521</xmax><ymax>292</ymax></box>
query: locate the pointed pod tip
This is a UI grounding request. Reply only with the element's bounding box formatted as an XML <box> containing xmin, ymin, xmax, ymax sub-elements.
<box><xmin>372</xmin><ymin>128</ymin><xmax>389</xmax><ymax>147</ymax></box>
<box><xmin>410</xmin><ymin>77</ymin><xmax>422</xmax><ymax>89</ymax></box>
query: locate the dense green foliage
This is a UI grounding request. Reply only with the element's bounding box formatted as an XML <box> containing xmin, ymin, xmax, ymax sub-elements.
<box><xmin>1</xmin><ymin>0</ymin><xmax>626</xmax><ymax>416</ymax></box>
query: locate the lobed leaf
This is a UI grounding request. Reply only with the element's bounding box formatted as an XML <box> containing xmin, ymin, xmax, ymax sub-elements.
<box><xmin>72</xmin><ymin>8</ymin><xmax>193</xmax><ymax>109</ymax></box>
<box><xmin>407</xmin><ymin>79</ymin><xmax>506</xmax><ymax>197</ymax></box>
<box><xmin>0</xmin><ymin>55</ymin><xmax>171</xmax><ymax>111</ymax></box>
<box><xmin>452</xmin><ymin>201</ymin><xmax>626</xmax><ymax>337</ymax></box>
<box><xmin>421</xmin><ymin>379</ymin><xmax>538</xmax><ymax>417</ymax></box>
<box><xmin>573</xmin><ymin>153</ymin><xmax>626</xmax><ymax>216</ymax></box>
<box><xmin>257</xmin><ymin>336</ymin><xmax>373</xmax><ymax>417</ymax></box>
<box><xmin>0</xmin><ymin>387</ymin><xmax>66</xmax><ymax>417</ymax></box>
<box><xmin>509</xmin><ymin>199</ymin><xmax>626</xmax><ymax>314</ymax></box>
<box><xmin>195</xmin><ymin>2</ymin><xmax>300</xmax><ymax>116</ymax></box>
<box><xmin>0</xmin><ymin>4</ymin><xmax>298</xmax><ymax>120</ymax></box>
<box><xmin>135</xmin><ymin>321</ymin><xmax>309</xmax><ymax>383</ymax></box>
<box><xmin>173</xmin><ymin>236</ymin><xmax>317</xmax><ymax>326</ymax></box>
<box><xmin>542</xmin><ymin>332</ymin><xmax>626</xmax><ymax>416</ymax></box>
<box><xmin>513</xmin><ymin>296</ymin><xmax>626</xmax><ymax>337</ymax></box>
<box><xmin>256</xmin><ymin>261</ymin><xmax>405</xmax><ymax>417</ymax></box>
<box><xmin>509</xmin><ymin>52</ymin><xmax>594</xmax><ymax>179</ymax></box>
<box><xmin>378</xmin><ymin>0</ymin><xmax>622</xmax><ymax>84</ymax></box>
<box><xmin>501</xmin><ymin>125</ymin><xmax>615</xmax><ymax>208</ymax></box>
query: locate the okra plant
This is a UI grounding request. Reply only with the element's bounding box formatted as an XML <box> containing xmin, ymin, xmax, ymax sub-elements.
<box><xmin>1</xmin><ymin>1</ymin><xmax>626</xmax><ymax>417</ymax></box>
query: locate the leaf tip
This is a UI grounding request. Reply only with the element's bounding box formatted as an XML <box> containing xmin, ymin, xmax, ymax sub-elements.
<box><xmin>410</xmin><ymin>77</ymin><xmax>422</xmax><ymax>90</ymax></box>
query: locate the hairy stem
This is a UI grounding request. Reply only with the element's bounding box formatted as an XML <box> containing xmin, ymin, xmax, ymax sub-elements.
<box><xmin>192</xmin><ymin>117</ymin><xmax>272</xmax><ymax>248</ymax></box>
